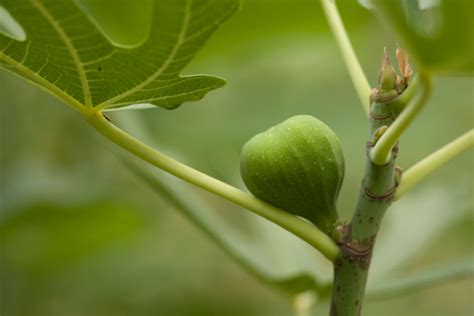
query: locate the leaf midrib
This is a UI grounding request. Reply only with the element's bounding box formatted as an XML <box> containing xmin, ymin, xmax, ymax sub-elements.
<box><xmin>32</xmin><ymin>0</ymin><xmax>92</xmax><ymax>107</ymax></box>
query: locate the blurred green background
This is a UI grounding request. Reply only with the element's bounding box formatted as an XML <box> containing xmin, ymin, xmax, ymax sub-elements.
<box><xmin>1</xmin><ymin>0</ymin><xmax>473</xmax><ymax>315</ymax></box>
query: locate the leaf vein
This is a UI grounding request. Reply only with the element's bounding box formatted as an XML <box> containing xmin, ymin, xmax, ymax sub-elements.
<box><xmin>82</xmin><ymin>49</ymin><xmax>118</xmax><ymax>66</ymax></box>
<box><xmin>19</xmin><ymin>39</ymin><xmax>32</xmax><ymax>64</ymax></box>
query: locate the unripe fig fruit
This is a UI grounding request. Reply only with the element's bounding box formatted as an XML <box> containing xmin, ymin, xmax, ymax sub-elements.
<box><xmin>240</xmin><ymin>115</ymin><xmax>344</xmax><ymax>234</ymax></box>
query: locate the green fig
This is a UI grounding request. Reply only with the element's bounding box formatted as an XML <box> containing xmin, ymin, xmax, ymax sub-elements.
<box><xmin>240</xmin><ymin>115</ymin><xmax>344</xmax><ymax>234</ymax></box>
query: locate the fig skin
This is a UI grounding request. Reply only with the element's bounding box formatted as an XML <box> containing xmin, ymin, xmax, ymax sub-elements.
<box><xmin>240</xmin><ymin>115</ymin><xmax>344</xmax><ymax>234</ymax></box>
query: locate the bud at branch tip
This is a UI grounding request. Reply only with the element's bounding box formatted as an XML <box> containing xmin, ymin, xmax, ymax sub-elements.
<box><xmin>378</xmin><ymin>47</ymin><xmax>397</xmax><ymax>91</ymax></box>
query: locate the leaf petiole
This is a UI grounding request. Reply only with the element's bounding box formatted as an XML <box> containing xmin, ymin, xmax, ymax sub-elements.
<box><xmin>395</xmin><ymin>129</ymin><xmax>474</xmax><ymax>200</ymax></box>
<box><xmin>85</xmin><ymin>110</ymin><xmax>341</xmax><ymax>261</ymax></box>
<box><xmin>319</xmin><ymin>0</ymin><xmax>372</xmax><ymax>115</ymax></box>
<box><xmin>393</xmin><ymin>74</ymin><xmax>420</xmax><ymax>108</ymax></box>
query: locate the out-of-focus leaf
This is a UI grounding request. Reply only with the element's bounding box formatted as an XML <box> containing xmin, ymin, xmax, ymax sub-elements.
<box><xmin>0</xmin><ymin>0</ymin><xmax>239</xmax><ymax>110</ymax></box>
<box><xmin>369</xmin><ymin>185</ymin><xmax>472</xmax><ymax>281</ymax></box>
<box><xmin>0</xmin><ymin>201</ymin><xmax>146</xmax><ymax>274</ymax></box>
<box><xmin>367</xmin><ymin>257</ymin><xmax>474</xmax><ymax>300</ymax></box>
<box><xmin>365</xmin><ymin>0</ymin><xmax>474</xmax><ymax>75</ymax></box>
<box><xmin>358</xmin><ymin>0</ymin><xmax>441</xmax><ymax>10</ymax></box>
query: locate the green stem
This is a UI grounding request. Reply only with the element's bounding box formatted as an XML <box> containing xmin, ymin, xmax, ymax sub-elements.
<box><xmin>330</xmin><ymin>87</ymin><xmax>403</xmax><ymax>315</ymax></box>
<box><xmin>84</xmin><ymin>110</ymin><xmax>340</xmax><ymax>261</ymax></box>
<box><xmin>395</xmin><ymin>129</ymin><xmax>474</xmax><ymax>199</ymax></box>
<box><xmin>319</xmin><ymin>0</ymin><xmax>371</xmax><ymax>115</ymax></box>
<box><xmin>370</xmin><ymin>74</ymin><xmax>432</xmax><ymax>165</ymax></box>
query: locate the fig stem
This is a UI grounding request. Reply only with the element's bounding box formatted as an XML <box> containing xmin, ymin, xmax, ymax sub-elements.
<box><xmin>84</xmin><ymin>110</ymin><xmax>341</xmax><ymax>261</ymax></box>
<box><xmin>330</xmin><ymin>80</ymin><xmax>409</xmax><ymax>315</ymax></box>
<box><xmin>395</xmin><ymin>129</ymin><xmax>474</xmax><ymax>200</ymax></box>
<box><xmin>319</xmin><ymin>0</ymin><xmax>371</xmax><ymax>115</ymax></box>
